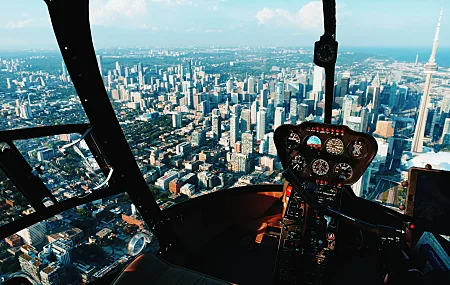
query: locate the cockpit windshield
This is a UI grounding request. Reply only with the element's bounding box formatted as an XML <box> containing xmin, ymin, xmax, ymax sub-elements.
<box><xmin>0</xmin><ymin>0</ymin><xmax>450</xmax><ymax>283</ymax></box>
<box><xmin>1</xmin><ymin>0</ymin><xmax>449</xmax><ymax>212</ymax></box>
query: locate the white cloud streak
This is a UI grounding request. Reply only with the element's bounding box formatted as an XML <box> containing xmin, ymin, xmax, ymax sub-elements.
<box><xmin>151</xmin><ymin>0</ymin><xmax>193</xmax><ymax>6</ymax></box>
<box><xmin>205</xmin><ymin>29</ymin><xmax>223</xmax><ymax>33</ymax></box>
<box><xmin>256</xmin><ymin>1</ymin><xmax>335</xmax><ymax>31</ymax></box>
<box><xmin>90</xmin><ymin>0</ymin><xmax>148</xmax><ymax>25</ymax></box>
<box><xmin>5</xmin><ymin>19</ymin><xmax>35</xmax><ymax>29</ymax></box>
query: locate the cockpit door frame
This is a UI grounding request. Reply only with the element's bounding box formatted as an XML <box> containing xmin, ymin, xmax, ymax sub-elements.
<box><xmin>43</xmin><ymin>0</ymin><xmax>180</xmax><ymax>252</ymax></box>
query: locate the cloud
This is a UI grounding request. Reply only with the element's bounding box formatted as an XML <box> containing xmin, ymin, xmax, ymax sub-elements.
<box><xmin>90</xmin><ymin>0</ymin><xmax>148</xmax><ymax>25</ymax></box>
<box><xmin>152</xmin><ymin>0</ymin><xmax>193</xmax><ymax>5</ymax></box>
<box><xmin>205</xmin><ymin>29</ymin><xmax>223</xmax><ymax>33</ymax></box>
<box><xmin>256</xmin><ymin>1</ymin><xmax>336</xmax><ymax>31</ymax></box>
<box><xmin>5</xmin><ymin>19</ymin><xmax>35</xmax><ymax>29</ymax></box>
<box><xmin>184</xmin><ymin>28</ymin><xmax>195</xmax><ymax>32</ymax></box>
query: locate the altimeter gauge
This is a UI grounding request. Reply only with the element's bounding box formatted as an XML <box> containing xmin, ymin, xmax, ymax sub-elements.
<box><xmin>325</xmin><ymin>138</ymin><xmax>344</xmax><ymax>155</ymax></box>
<box><xmin>311</xmin><ymin>159</ymin><xmax>329</xmax><ymax>176</ymax></box>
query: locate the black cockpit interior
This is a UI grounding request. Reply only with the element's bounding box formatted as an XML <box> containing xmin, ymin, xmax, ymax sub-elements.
<box><xmin>1</xmin><ymin>1</ymin><xmax>450</xmax><ymax>285</ymax></box>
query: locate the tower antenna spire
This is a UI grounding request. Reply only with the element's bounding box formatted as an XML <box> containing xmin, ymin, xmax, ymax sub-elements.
<box><xmin>429</xmin><ymin>8</ymin><xmax>443</xmax><ymax>63</ymax></box>
<box><xmin>411</xmin><ymin>9</ymin><xmax>443</xmax><ymax>153</ymax></box>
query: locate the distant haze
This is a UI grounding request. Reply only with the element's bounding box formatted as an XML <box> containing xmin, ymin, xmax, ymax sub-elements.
<box><xmin>0</xmin><ymin>0</ymin><xmax>448</xmax><ymax>49</ymax></box>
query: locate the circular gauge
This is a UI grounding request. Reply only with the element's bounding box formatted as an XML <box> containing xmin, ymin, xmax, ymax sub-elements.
<box><xmin>348</xmin><ymin>140</ymin><xmax>368</xmax><ymax>159</ymax></box>
<box><xmin>285</xmin><ymin>131</ymin><xmax>301</xmax><ymax>150</ymax></box>
<box><xmin>311</xmin><ymin>159</ymin><xmax>329</xmax><ymax>176</ymax></box>
<box><xmin>306</xmin><ymin>135</ymin><xmax>322</xmax><ymax>150</ymax></box>
<box><xmin>290</xmin><ymin>155</ymin><xmax>307</xmax><ymax>172</ymax></box>
<box><xmin>317</xmin><ymin>44</ymin><xmax>336</xmax><ymax>63</ymax></box>
<box><xmin>334</xmin><ymin>163</ymin><xmax>353</xmax><ymax>180</ymax></box>
<box><xmin>325</xmin><ymin>138</ymin><xmax>344</xmax><ymax>155</ymax></box>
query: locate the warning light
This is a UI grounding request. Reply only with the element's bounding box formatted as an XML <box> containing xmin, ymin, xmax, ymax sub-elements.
<box><xmin>409</xmin><ymin>223</ymin><xmax>415</xmax><ymax>230</ymax></box>
<box><xmin>286</xmin><ymin>185</ymin><xmax>292</xmax><ymax>197</ymax></box>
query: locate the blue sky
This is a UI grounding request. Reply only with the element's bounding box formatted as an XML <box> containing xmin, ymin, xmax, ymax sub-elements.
<box><xmin>0</xmin><ymin>0</ymin><xmax>448</xmax><ymax>49</ymax></box>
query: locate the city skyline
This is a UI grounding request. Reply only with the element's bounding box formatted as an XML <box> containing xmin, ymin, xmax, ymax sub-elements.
<box><xmin>2</xmin><ymin>34</ymin><xmax>450</xmax><ymax>285</ymax></box>
<box><xmin>0</xmin><ymin>1</ymin><xmax>449</xmax><ymax>49</ymax></box>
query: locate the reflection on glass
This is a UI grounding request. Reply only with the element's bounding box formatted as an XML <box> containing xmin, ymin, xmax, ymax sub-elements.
<box><xmin>0</xmin><ymin>168</ymin><xmax>35</xmax><ymax>227</ymax></box>
<box><xmin>14</xmin><ymin>134</ymin><xmax>107</xmax><ymax>202</ymax></box>
<box><xmin>306</xmin><ymin>136</ymin><xmax>322</xmax><ymax>150</ymax></box>
<box><xmin>0</xmin><ymin>193</ymin><xmax>158</xmax><ymax>284</ymax></box>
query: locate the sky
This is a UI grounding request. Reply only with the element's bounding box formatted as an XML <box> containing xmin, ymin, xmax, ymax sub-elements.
<box><xmin>0</xmin><ymin>0</ymin><xmax>448</xmax><ymax>49</ymax></box>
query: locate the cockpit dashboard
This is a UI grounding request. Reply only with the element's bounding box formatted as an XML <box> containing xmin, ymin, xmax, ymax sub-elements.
<box><xmin>275</xmin><ymin>122</ymin><xmax>378</xmax><ymax>185</ymax></box>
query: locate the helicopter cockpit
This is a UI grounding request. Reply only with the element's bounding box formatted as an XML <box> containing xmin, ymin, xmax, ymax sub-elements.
<box><xmin>1</xmin><ymin>0</ymin><xmax>450</xmax><ymax>285</ymax></box>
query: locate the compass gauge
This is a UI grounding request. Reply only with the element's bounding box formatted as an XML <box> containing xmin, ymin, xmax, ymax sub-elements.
<box><xmin>317</xmin><ymin>44</ymin><xmax>336</xmax><ymax>63</ymax></box>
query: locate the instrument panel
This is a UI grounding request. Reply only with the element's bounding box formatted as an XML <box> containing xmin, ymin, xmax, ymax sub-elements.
<box><xmin>274</xmin><ymin>122</ymin><xmax>378</xmax><ymax>185</ymax></box>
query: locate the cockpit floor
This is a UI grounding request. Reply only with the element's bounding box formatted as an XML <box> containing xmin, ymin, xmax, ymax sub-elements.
<box><xmin>186</xmin><ymin>224</ymin><xmax>280</xmax><ymax>285</ymax></box>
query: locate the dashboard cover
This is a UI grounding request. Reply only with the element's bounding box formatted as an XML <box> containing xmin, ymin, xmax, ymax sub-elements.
<box><xmin>274</xmin><ymin>122</ymin><xmax>378</xmax><ymax>185</ymax></box>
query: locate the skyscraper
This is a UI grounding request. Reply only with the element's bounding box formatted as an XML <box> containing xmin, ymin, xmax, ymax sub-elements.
<box><xmin>96</xmin><ymin>55</ymin><xmax>103</xmax><ymax>77</ymax></box>
<box><xmin>360</xmin><ymin>107</ymin><xmax>370</xmax><ymax>133</ymax></box>
<box><xmin>172</xmin><ymin>112</ymin><xmax>182</xmax><ymax>128</ymax></box>
<box><xmin>365</xmin><ymin>73</ymin><xmax>381</xmax><ymax>109</ymax></box>
<box><xmin>230</xmin><ymin>113</ymin><xmax>240</xmax><ymax>146</ymax></box>
<box><xmin>61</xmin><ymin>61</ymin><xmax>67</xmax><ymax>77</ymax></box>
<box><xmin>248</xmin><ymin>76</ymin><xmax>255</xmax><ymax>93</ymax></box>
<box><xmin>267</xmin><ymin>132</ymin><xmax>277</xmax><ymax>155</ymax></box>
<box><xmin>313</xmin><ymin>66</ymin><xmax>324</xmax><ymax>92</ymax></box>
<box><xmin>298</xmin><ymin>103</ymin><xmax>308</xmax><ymax>122</ymax></box>
<box><xmin>274</xmin><ymin>107</ymin><xmax>285</xmax><ymax>131</ymax></box>
<box><xmin>19</xmin><ymin>103</ymin><xmax>33</xmax><ymax>119</ymax></box>
<box><xmin>338</xmin><ymin>77</ymin><xmax>350</xmax><ymax>98</ymax></box>
<box><xmin>260</xmin><ymin>89</ymin><xmax>269</xmax><ymax>107</ymax></box>
<box><xmin>212</xmin><ymin>109</ymin><xmax>222</xmax><ymax>141</ymax></box>
<box><xmin>388</xmin><ymin>82</ymin><xmax>398</xmax><ymax>110</ymax></box>
<box><xmin>342</xmin><ymin>95</ymin><xmax>357</xmax><ymax>125</ymax></box>
<box><xmin>290</xmin><ymin>98</ymin><xmax>298</xmax><ymax>123</ymax></box>
<box><xmin>441</xmin><ymin>118</ymin><xmax>450</xmax><ymax>142</ymax></box>
<box><xmin>257</xmin><ymin>107</ymin><xmax>267</xmax><ymax>140</ymax></box>
<box><xmin>411</xmin><ymin>9</ymin><xmax>442</xmax><ymax>153</ymax></box>
<box><xmin>17</xmin><ymin>222</ymin><xmax>47</xmax><ymax>244</ymax></box>
<box><xmin>251</xmin><ymin>100</ymin><xmax>259</xmax><ymax>125</ymax></box>
<box><xmin>274</xmin><ymin>82</ymin><xmax>284</xmax><ymax>107</ymax></box>
<box><xmin>192</xmin><ymin>129</ymin><xmax>206</xmax><ymax>146</ymax></box>
<box><xmin>226</xmin><ymin>79</ymin><xmax>232</xmax><ymax>93</ymax></box>
<box><xmin>241</xmin><ymin>132</ymin><xmax>253</xmax><ymax>155</ymax></box>
<box><xmin>240</xmin><ymin>109</ymin><xmax>251</xmax><ymax>132</ymax></box>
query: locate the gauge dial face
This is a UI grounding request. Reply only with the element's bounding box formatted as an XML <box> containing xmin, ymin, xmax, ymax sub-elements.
<box><xmin>306</xmin><ymin>135</ymin><xmax>322</xmax><ymax>150</ymax></box>
<box><xmin>334</xmin><ymin>163</ymin><xmax>353</xmax><ymax>180</ymax></box>
<box><xmin>285</xmin><ymin>132</ymin><xmax>301</xmax><ymax>150</ymax></box>
<box><xmin>317</xmin><ymin>44</ymin><xmax>336</xmax><ymax>63</ymax></box>
<box><xmin>325</xmin><ymin>138</ymin><xmax>344</xmax><ymax>155</ymax></box>
<box><xmin>348</xmin><ymin>140</ymin><xmax>368</xmax><ymax>159</ymax></box>
<box><xmin>290</xmin><ymin>155</ymin><xmax>307</xmax><ymax>172</ymax></box>
<box><xmin>311</xmin><ymin>159</ymin><xmax>329</xmax><ymax>176</ymax></box>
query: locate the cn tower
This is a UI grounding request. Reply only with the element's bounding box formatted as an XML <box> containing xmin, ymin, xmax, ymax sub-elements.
<box><xmin>411</xmin><ymin>9</ymin><xmax>443</xmax><ymax>153</ymax></box>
